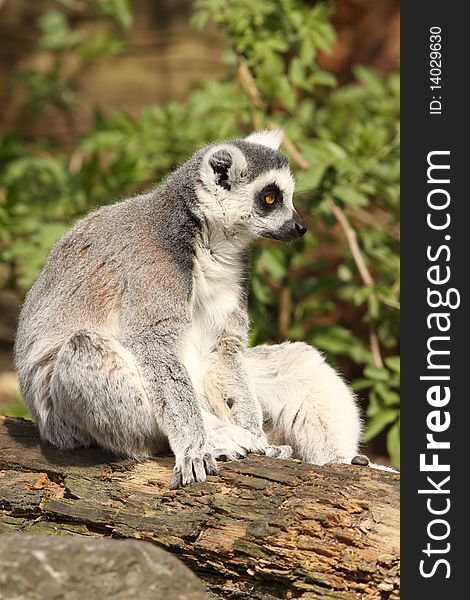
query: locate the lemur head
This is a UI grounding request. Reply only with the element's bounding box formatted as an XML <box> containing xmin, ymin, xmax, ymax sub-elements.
<box><xmin>197</xmin><ymin>130</ymin><xmax>306</xmax><ymax>242</ymax></box>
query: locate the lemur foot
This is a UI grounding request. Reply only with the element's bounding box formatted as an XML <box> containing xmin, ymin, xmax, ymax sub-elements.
<box><xmin>213</xmin><ymin>448</ymin><xmax>247</xmax><ymax>461</ymax></box>
<box><xmin>264</xmin><ymin>445</ymin><xmax>293</xmax><ymax>459</ymax></box>
<box><xmin>351</xmin><ymin>454</ymin><xmax>398</xmax><ymax>473</ymax></box>
<box><xmin>207</xmin><ymin>423</ymin><xmax>266</xmax><ymax>462</ymax></box>
<box><xmin>169</xmin><ymin>450</ymin><xmax>218</xmax><ymax>489</ymax></box>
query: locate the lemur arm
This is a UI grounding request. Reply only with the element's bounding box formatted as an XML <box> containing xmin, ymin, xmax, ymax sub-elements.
<box><xmin>212</xmin><ymin>336</ymin><xmax>265</xmax><ymax>434</ymax></box>
<box><xmin>124</xmin><ymin>325</ymin><xmax>218</xmax><ymax>487</ymax></box>
<box><xmin>208</xmin><ymin>310</ymin><xmax>266</xmax><ymax>439</ymax></box>
<box><xmin>120</xmin><ymin>242</ymin><xmax>219</xmax><ymax>487</ymax></box>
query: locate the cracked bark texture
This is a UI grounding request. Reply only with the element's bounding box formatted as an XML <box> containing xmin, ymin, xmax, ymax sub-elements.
<box><xmin>0</xmin><ymin>417</ymin><xmax>400</xmax><ymax>599</ymax></box>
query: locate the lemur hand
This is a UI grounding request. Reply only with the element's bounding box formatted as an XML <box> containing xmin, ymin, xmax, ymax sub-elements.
<box><xmin>264</xmin><ymin>444</ymin><xmax>293</xmax><ymax>458</ymax></box>
<box><xmin>169</xmin><ymin>446</ymin><xmax>218</xmax><ymax>489</ymax></box>
<box><xmin>249</xmin><ymin>429</ymin><xmax>294</xmax><ymax>459</ymax></box>
<box><xmin>208</xmin><ymin>423</ymin><xmax>293</xmax><ymax>461</ymax></box>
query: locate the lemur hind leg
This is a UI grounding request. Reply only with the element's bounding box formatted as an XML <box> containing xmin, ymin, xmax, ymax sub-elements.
<box><xmin>244</xmin><ymin>342</ymin><xmax>362</xmax><ymax>465</ymax></box>
<box><xmin>48</xmin><ymin>330</ymin><xmax>165</xmax><ymax>459</ymax></box>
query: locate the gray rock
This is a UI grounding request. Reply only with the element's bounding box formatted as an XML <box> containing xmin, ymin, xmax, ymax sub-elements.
<box><xmin>0</xmin><ymin>534</ymin><xmax>207</xmax><ymax>600</ymax></box>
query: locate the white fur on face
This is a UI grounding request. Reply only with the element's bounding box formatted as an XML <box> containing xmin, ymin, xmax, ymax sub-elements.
<box><xmin>245</xmin><ymin>167</ymin><xmax>297</xmax><ymax>238</ymax></box>
<box><xmin>248</xmin><ymin>167</ymin><xmax>295</xmax><ymax>207</ymax></box>
<box><xmin>197</xmin><ymin>144</ymin><xmax>297</xmax><ymax>240</ymax></box>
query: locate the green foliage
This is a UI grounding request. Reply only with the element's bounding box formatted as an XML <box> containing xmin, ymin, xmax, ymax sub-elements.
<box><xmin>1</xmin><ymin>400</ymin><xmax>32</xmax><ymax>421</ymax></box>
<box><xmin>0</xmin><ymin>0</ymin><xmax>399</xmax><ymax>465</ymax></box>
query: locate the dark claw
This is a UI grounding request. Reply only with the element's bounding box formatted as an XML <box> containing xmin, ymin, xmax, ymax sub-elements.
<box><xmin>351</xmin><ymin>454</ymin><xmax>370</xmax><ymax>467</ymax></box>
<box><xmin>169</xmin><ymin>466</ymin><xmax>182</xmax><ymax>489</ymax></box>
<box><xmin>203</xmin><ymin>453</ymin><xmax>219</xmax><ymax>475</ymax></box>
<box><xmin>192</xmin><ymin>457</ymin><xmax>206</xmax><ymax>483</ymax></box>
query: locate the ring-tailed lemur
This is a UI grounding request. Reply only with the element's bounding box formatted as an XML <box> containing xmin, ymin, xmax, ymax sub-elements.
<box><xmin>15</xmin><ymin>130</ymin><xmax>382</xmax><ymax>488</ymax></box>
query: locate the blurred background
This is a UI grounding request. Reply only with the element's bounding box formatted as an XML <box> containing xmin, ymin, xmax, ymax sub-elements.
<box><xmin>0</xmin><ymin>0</ymin><xmax>400</xmax><ymax>466</ymax></box>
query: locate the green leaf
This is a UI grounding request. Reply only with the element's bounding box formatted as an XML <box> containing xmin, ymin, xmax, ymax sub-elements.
<box><xmin>364</xmin><ymin>365</ymin><xmax>390</xmax><ymax>382</ymax></box>
<box><xmin>337</xmin><ymin>264</ymin><xmax>352</xmax><ymax>282</ymax></box>
<box><xmin>251</xmin><ymin>275</ymin><xmax>272</xmax><ymax>304</ymax></box>
<box><xmin>385</xmin><ymin>356</ymin><xmax>400</xmax><ymax>373</ymax></box>
<box><xmin>98</xmin><ymin>0</ymin><xmax>133</xmax><ymax>29</ymax></box>
<box><xmin>0</xmin><ymin>400</ymin><xmax>31</xmax><ymax>420</ymax></box>
<box><xmin>362</xmin><ymin>409</ymin><xmax>398</xmax><ymax>443</ymax></box>
<box><xmin>299</xmin><ymin>38</ymin><xmax>315</xmax><ymax>65</ymax></box>
<box><xmin>296</xmin><ymin>162</ymin><xmax>327</xmax><ymax>192</ymax></box>
<box><xmin>353</xmin><ymin>65</ymin><xmax>385</xmax><ymax>95</ymax></box>
<box><xmin>259</xmin><ymin>247</ymin><xmax>288</xmax><ymax>281</ymax></box>
<box><xmin>310</xmin><ymin>71</ymin><xmax>337</xmax><ymax>87</ymax></box>
<box><xmin>368</xmin><ymin>293</ymin><xmax>379</xmax><ymax>319</ymax></box>
<box><xmin>80</xmin><ymin>32</ymin><xmax>125</xmax><ymax>61</ymax></box>
<box><xmin>37</xmin><ymin>11</ymin><xmax>83</xmax><ymax>50</ymax></box>
<box><xmin>351</xmin><ymin>378</ymin><xmax>373</xmax><ymax>392</ymax></box>
<box><xmin>311</xmin><ymin>326</ymin><xmax>370</xmax><ymax>364</ymax></box>
<box><xmin>289</xmin><ymin>57</ymin><xmax>305</xmax><ymax>87</ymax></box>
<box><xmin>387</xmin><ymin>421</ymin><xmax>400</xmax><ymax>469</ymax></box>
<box><xmin>375</xmin><ymin>382</ymin><xmax>400</xmax><ymax>407</ymax></box>
<box><xmin>332</xmin><ymin>185</ymin><xmax>369</xmax><ymax>207</ymax></box>
<box><xmin>366</xmin><ymin>390</ymin><xmax>382</xmax><ymax>417</ymax></box>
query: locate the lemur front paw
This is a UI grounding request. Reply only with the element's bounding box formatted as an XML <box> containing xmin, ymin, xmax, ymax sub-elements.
<box><xmin>264</xmin><ymin>444</ymin><xmax>293</xmax><ymax>459</ymax></box>
<box><xmin>169</xmin><ymin>449</ymin><xmax>218</xmax><ymax>489</ymax></box>
<box><xmin>208</xmin><ymin>423</ymin><xmax>266</xmax><ymax>462</ymax></box>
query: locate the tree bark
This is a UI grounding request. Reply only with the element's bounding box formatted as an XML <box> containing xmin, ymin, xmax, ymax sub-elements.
<box><xmin>0</xmin><ymin>417</ymin><xmax>399</xmax><ymax>599</ymax></box>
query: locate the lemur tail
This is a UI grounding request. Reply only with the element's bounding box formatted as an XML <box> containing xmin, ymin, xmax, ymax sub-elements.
<box><xmin>351</xmin><ymin>454</ymin><xmax>398</xmax><ymax>473</ymax></box>
<box><xmin>369</xmin><ymin>462</ymin><xmax>399</xmax><ymax>473</ymax></box>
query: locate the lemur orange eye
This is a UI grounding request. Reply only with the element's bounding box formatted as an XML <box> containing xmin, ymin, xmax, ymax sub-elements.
<box><xmin>265</xmin><ymin>193</ymin><xmax>276</xmax><ymax>205</ymax></box>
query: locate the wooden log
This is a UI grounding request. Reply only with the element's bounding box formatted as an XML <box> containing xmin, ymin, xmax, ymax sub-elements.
<box><xmin>0</xmin><ymin>417</ymin><xmax>399</xmax><ymax>599</ymax></box>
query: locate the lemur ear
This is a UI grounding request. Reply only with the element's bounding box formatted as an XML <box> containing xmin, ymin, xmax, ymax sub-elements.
<box><xmin>208</xmin><ymin>149</ymin><xmax>233</xmax><ymax>190</ymax></box>
<box><xmin>202</xmin><ymin>145</ymin><xmax>247</xmax><ymax>191</ymax></box>
<box><xmin>245</xmin><ymin>129</ymin><xmax>283</xmax><ymax>151</ymax></box>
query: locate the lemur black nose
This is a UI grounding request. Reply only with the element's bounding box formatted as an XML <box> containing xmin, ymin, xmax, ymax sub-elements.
<box><xmin>293</xmin><ymin>213</ymin><xmax>307</xmax><ymax>237</ymax></box>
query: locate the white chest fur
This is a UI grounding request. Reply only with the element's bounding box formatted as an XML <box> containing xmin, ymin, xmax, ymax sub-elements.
<box><xmin>179</xmin><ymin>231</ymin><xmax>245</xmax><ymax>398</ymax></box>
